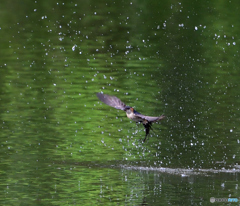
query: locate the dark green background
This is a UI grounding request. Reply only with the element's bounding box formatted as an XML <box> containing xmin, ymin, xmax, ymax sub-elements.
<box><xmin>0</xmin><ymin>0</ymin><xmax>240</xmax><ymax>205</ymax></box>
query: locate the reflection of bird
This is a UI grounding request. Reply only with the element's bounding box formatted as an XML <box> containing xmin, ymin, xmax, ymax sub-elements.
<box><xmin>96</xmin><ymin>93</ymin><xmax>165</xmax><ymax>142</ymax></box>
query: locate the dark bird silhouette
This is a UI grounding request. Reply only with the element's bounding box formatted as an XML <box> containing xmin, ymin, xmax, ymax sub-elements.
<box><xmin>96</xmin><ymin>93</ymin><xmax>165</xmax><ymax>142</ymax></box>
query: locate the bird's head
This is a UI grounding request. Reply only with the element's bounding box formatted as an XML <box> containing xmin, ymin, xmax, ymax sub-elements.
<box><xmin>124</xmin><ymin>106</ymin><xmax>134</xmax><ymax>114</ymax></box>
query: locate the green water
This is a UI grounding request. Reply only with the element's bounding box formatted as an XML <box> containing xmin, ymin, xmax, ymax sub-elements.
<box><xmin>0</xmin><ymin>0</ymin><xmax>240</xmax><ymax>205</ymax></box>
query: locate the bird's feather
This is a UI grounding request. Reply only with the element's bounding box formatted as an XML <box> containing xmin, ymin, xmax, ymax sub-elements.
<box><xmin>143</xmin><ymin>122</ymin><xmax>152</xmax><ymax>142</ymax></box>
<box><xmin>135</xmin><ymin>114</ymin><xmax>166</xmax><ymax>122</ymax></box>
<box><xmin>96</xmin><ymin>93</ymin><xmax>126</xmax><ymax>110</ymax></box>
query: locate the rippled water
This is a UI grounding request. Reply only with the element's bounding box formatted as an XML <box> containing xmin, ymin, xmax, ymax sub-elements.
<box><xmin>1</xmin><ymin>0</ymin><xmax>240</xmax><ymax>205</ymax></box>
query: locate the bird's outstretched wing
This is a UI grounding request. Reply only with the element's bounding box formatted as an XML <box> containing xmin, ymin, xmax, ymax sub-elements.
<box><xmin>135</xmin><ymin>114</ymin><xmax>166</xmax><ymax>122</ymax></box>
<box><xmin>96</xmin><ymin>93</ymin><xmax>127</xmax><ymax>110</ymax></box>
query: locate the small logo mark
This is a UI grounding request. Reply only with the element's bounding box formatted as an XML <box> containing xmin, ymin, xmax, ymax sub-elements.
<box><xmin>210</xmin><ymin>197</ymin><xmax>215</xmax><ymax>203</ymax></box>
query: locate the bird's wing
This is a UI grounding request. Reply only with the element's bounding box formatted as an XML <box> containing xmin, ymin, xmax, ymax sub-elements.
<box><xmin>135</xmin><ymin>114</ymin><xmax>166</xmax><ymax>122</ymax></box>
<box><xmin>96</xmin><ymin>93</ymin><xmax>127</xmax><ymax>110</ymax></box>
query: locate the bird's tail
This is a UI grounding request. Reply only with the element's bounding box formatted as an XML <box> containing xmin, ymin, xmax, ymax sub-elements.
<box><xmin>143</xmin><ymin>122</ymin><xmax>152</xmax><ymax>142</ymax></box>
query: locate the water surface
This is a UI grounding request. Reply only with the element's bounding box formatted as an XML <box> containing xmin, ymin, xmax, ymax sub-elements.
<box><xmin>0</xmin><ymin>0</ymin><xmax>240</xmax><ymax>205</ymax></box>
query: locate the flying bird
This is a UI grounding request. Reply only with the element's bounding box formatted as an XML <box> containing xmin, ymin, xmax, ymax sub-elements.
<box><xmin>96</xmin><ymin>93</ymin><xmax>165</xmax><ymax>142</ymax></box>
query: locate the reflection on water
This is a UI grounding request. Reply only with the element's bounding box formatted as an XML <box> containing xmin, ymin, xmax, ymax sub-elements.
<box><xmin>1</xmin><ymin>0</ymin><xmax>240</xmax><ymax>205</ymax></box>
<box><xmin>2</xmin><ymin>158</ymin><xmax>239</xmax><ymax>205</ymax></box>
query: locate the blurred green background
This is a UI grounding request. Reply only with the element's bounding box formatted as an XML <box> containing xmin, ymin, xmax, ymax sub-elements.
<box><xmin>0</xmin><ymin>0</ymin><xmax>240</xmax><ymax>205</ymax></box>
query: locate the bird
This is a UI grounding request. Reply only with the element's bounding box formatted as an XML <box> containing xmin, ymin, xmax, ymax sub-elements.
<box><xmin>96</xmin><ymin>92</ymin><xmax>165</xmax><ymax>142</ymax></box>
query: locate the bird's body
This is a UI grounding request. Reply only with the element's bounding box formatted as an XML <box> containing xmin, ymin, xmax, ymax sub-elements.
<box><xmin>96</xmin><ymin>93</ymin><xmax>165</xmax><ymax>142</ymax></box>
<box><xmin>125</xmin><ymin>108</ymin><xmax>142</xmax><ymax>122</ymax></box>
